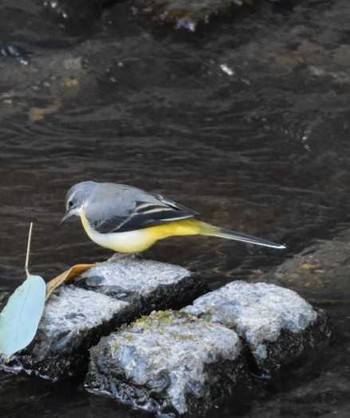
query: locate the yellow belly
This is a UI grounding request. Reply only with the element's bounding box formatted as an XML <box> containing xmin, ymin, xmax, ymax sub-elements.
<box><xmin>80</xmin><ymin>211</ymin><xmax>202</xmax><ymax>253</ymax></box>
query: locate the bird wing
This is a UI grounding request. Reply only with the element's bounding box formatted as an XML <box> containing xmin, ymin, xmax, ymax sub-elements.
<box><xmin>89</xmin><ymin>193</ymin><xmax>197</xmax><ymax>234</ymax></box>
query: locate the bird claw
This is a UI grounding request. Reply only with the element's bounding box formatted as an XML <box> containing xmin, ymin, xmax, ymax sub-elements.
<box><xmin>108</xmin><ymin>253</ymin><xmax>141</xmax><ymax>263</ymax></box>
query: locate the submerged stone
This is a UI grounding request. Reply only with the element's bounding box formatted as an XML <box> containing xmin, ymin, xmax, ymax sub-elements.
<box><xmin>184</xmin><ymin>281</ymin><xmax>331</xmax><ymax>372</ymax></box>
<box><xmin>1</xmin><ymin>258</ymin><xmax>201</xmax><ymax>380</ymax></box>
<box><xmin>253</xmin><ymin>232</ymin><xmax>350</xmax><ymax>301</ymax></box>
<box><xmin>85</xmin><ymin>310</ymin><xmax>248</xmax><ymax>416</ymax></box>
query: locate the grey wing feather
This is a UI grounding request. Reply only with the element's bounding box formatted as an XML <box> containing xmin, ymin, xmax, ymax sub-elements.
<box><xmin>86</xmin><ymin>186</ymin><xmax>197</xmax><ymax>234</ymax></box>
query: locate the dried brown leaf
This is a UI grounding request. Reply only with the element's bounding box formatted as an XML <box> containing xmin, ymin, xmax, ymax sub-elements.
<box><xmin>46</xmin><ymin>264</ymin><xmax>94</xmax><ymax>299</ymax></box>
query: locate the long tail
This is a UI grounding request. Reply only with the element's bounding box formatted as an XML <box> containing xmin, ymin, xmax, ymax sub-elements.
<box><xmin>195</xmin><ymin>220</ymin><xmax>285</xmax><ymax>250</ymax></box>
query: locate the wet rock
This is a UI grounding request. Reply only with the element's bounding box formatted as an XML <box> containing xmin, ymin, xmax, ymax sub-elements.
<box><xmin>251</xmin><ymin>231</ymin><xmax>350</xmax><ymax>302</ymax></box>
<box><xmin>76</xmin><ymin>256</ymin><xmax>203</xmax><ymax>312</ymax></box>
<box><xmin>184</xmin><ymin>281</ymin><xmax>331</xmax><ymax>372</ymax></box>
<box><xmin>43</xmin><ymin>0</ymin><xmax>248</xmax><ymax>30</ymax></box>
<box><xmin>2</xmin><ymin>286</ymin><xmax>131</xmax><ymax>380</ymax></box>
<box><xmin>131</xmin><ymin>0</ymin><xmax>246</xmax><ymax>31</ymax></box>
<box><xmin>85</xmin><ymin>310</ymin><xmax>248</xmax><ymax>416</ymax></box>
<box><xmin>85</xmin><ymin>280</ymin><xmax>330</xmax><ymax>415</ymax></box>
<box><xmin>1</xmin><ymin>258</ymin><xmax>201</xmax><ymax>380</ymax></box>
<box><xmin>42</xmin><ymin>0</ymin><xmax>294</xmax><ymax>32</ymax></box>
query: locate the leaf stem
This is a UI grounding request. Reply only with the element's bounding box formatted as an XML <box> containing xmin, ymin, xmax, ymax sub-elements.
<box><xmin>25</xmin><ymin>222</ymin><xmax>33</xmax><ymax>278</ymax></box>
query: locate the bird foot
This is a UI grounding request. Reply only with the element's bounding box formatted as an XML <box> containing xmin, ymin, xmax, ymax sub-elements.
<box><xmin>108</xmin><ymin>253</ymin><xmax>141</xmax><ymax>263</ymax></box>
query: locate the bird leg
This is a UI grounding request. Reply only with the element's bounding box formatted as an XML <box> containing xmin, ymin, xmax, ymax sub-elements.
<box><xmin>108</xmin><ymin>253</ymin><xmax>141</xmax><ymax>263</ymax></box>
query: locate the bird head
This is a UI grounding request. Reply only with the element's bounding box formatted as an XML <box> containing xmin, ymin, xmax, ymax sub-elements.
<box><xmin>60</xmin><ymin>181</ymin><xmax>97</xmax><ymax>225</ymax></box>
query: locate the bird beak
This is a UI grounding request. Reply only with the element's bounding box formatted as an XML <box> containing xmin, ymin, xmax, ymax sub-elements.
<box><xmin>59</xmin><ymin>211</ymin><xmax>73</xmax><ymax>226</ymax></box>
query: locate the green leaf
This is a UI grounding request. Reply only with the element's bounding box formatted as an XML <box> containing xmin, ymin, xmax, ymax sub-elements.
<box><xmin>0</xmin><ymin>274</ymin><xmax>46</xmax><ymax>358</ymax></box>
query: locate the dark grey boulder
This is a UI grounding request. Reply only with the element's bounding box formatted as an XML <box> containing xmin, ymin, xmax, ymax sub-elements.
<box><xmin>1</xmin><ymin>258</ymin><xmax>201</xmax><ymax>380</ymax></box>
<box><xmin>184</xmin><ymin>281</ymin><xmax>331</xmax><ymax>372</ymax></box>
<box><xmin>85</xmin><ymin>310</ymin><xmax>249</xmax><ymax>416</ymax></box>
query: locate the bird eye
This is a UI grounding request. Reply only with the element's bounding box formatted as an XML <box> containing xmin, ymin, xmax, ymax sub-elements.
<box><xmin>68</xmin><ymin>200</ymin><xmax>73</xmax><ymax>209</ymax></box>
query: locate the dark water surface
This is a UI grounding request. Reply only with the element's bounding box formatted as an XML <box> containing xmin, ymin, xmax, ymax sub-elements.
<box><xmin>0</xmin><ymin>0</ymin><xmax>349</xmax><ymax>416</ymax></box>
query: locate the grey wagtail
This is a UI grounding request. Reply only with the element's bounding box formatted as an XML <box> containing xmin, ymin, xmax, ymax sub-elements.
<box><xmin>60</xmin><ymin>181</ymin><xmax>285</xmax><ymax>253</ymax></box>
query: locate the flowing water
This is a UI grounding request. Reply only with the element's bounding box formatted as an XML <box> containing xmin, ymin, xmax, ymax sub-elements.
<box><xmin>0</xmin><ymin>0</ymin><xmax>349</xmax><ymax>416</ymax></box>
